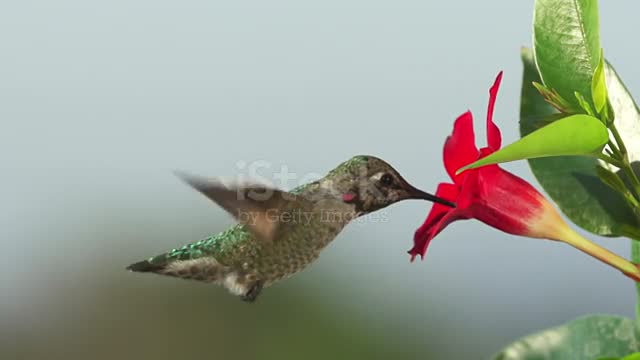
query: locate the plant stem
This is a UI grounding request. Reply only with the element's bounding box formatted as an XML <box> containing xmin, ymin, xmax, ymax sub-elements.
<box><xmin>622</xmin><ymin>164</ymin><xmax>640</xmax><ymax>201</ymax></box>
<box><xmin>597</xmin><ymin>153</ymin><xmax>625</xmax><ymax>168</ymax></box>
<box><xmin>607</xmin><ymin>140</ymin><xmax>622</xmax><ymax>158</ymax></box>
<box><xmin>633</xmin><ymin>242</ymin><xmax>640</xmax><ymax>331</ymax></box>
<box><xmin>611</xmin><ymin>124</ymin><xmax>628</xmax><ymax>157</ymax></box>
<box><xmin>609</xmin><ymin>123</ymin><xmax>640</xmax><ymax>201</ymax></box>
<box><xmin>559</xmin><ymin>227</ymin><xmax>640</xmax><ymax>281</ymax></box>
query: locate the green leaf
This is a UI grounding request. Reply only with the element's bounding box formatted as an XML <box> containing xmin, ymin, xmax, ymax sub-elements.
<box><xmin>592</xmin><ymin>49</ymin><xmax>617</xmax><ymax>124</ymax></box>
<box><xmin>520</xmin><ymin>48</ymin><xmax>640</xmax><ymax>238</ymax></box>
<box><xmin>592</xmin><ymin>48</ymin><xmax>608</xmax><ymax>113</ymax></box>
<box><xmin>534</xmin><ymin>0</ymin><xmax>600</xmax><ymax>111</ymax></box>
<box><xmin>458</xmin><ymin>114</ymin><xmax>607</xmax><ymax>173</ymax></box>
<box><xmin>494</xmin><ymin>315</ymin><xmax>638</xmax><ymax>360</ymax></box>
<box><xmin>597</xmin><ymin>356</ymin><xmax>640</xmax><ymax>360</ymax></box>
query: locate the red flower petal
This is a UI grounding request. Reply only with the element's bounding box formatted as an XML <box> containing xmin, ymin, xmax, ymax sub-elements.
<box><xmin>409</xmin><ymin>182</ymin><xmax>462</xmax><ymax>261</ymax></box>
<box><xmin>444</xmin><ymin>111</ymin><xmax>479</xmax><ymax>184</ymax></box>
<box><xmin>486</xmin><ymin>71</ymin><xmax>503</xmax><ymax>151</ymax></box>
<box><xmin>464</xmin><ymin>165</ymin><xmax>545</xmax><ymax>236</ymax></box>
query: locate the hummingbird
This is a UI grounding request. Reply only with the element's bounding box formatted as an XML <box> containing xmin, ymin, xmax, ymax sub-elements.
<box><xmin>127</xmin><ymin>155</ymin><xmax>454</xmax><ymax>302</ymax></box>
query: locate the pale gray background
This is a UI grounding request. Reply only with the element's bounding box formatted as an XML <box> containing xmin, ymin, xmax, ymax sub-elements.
<box><xmin>1</xmin><ymin>1</ymin><xmax>638</xmax><ymax>359</ymax></box>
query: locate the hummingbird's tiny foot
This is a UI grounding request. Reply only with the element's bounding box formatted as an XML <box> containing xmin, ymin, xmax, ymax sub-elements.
<box><xmin>241</xmin><ymin>281</ymin><xmax>263</xmax><ymax>303</ymax></box>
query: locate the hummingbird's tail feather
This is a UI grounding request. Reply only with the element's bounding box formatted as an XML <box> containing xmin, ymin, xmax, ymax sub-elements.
<box><xmin>127</xmin><ymin>255</ymin><xmax>230</xmax><ymax>284</ymax></box>
<box><xmin>126</xmin><ymin>259</ymin><xmax>166</xmax><ymax>273</ymax></box>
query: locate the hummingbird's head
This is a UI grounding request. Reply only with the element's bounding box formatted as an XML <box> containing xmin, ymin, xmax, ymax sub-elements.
<box><xmin>325</xmin><ymin>155</ymin><xmax>455</xmax><ymax>215</ymax></box>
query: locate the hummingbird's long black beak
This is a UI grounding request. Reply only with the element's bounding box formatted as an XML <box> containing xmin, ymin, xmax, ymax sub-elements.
<box><xmin>407</xmin><ymin>186</ymin><xmax>456</xmax><ymax>208</ymax></box>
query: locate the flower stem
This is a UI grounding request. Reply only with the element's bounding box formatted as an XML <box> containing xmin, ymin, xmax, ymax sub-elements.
<box><xmin>597</xmin><ymin>153</ymin><xmax>625</xmax><ymax>168</ymax></box>
<box><xmin>633</xmin><ymin>241</ymin><xmax>640</xmax><ymax>331</ymax></box>
<box><xmin>609</xmin><ymin>123</ymin><xmax>640</xmax><ymax>201</ymax></box>
<box><xmin>608</xmin><ymin>140</ymin><xmax>623</xmax><ymax>158</ymax></box>
<box><xmin>560</xmin><ymin>227</ymin><xmax>640</xmax><ymax>281</ymax></box>
<box><xmin>611</xmin><ymin>124</ymin><xmax>628</xmax><ymax>157</ymax></box>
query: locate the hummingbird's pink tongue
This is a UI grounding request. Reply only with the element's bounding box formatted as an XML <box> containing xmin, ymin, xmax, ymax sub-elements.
<box><xmin>342</xmin><ymin>192</ymin><xmax>357</xmax><ymax>203</ymax></box>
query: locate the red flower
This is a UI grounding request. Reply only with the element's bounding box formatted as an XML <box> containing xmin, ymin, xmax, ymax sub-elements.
<box><xmin>406</xmin><ymin>74</ymin><xmax>571</xmax><ymax>258</ymax></box>
<box><xmin>409</xmin><ymin>71</ymin><xmax>640</xmax><ymax>282</ymax></box>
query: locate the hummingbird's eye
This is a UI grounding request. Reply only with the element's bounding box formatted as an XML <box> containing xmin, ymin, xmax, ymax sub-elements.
<box><xmin>380</xmin><ymin>173</ymin><xmax>394</xmax><ymax>186</ymax></box>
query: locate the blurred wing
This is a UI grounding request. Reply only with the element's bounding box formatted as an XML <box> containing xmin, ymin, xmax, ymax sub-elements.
<box><xmin>175</xmin><ymin>171</ymin><xmax>310</xmax><ymax>242</ymax></box>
